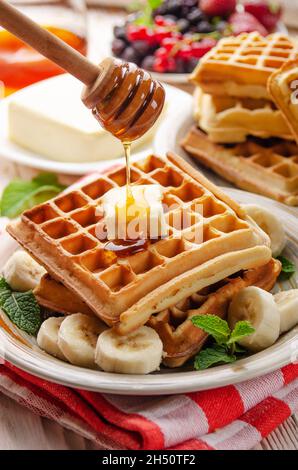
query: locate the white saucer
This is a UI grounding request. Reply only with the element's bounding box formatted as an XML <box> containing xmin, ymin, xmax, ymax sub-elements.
<box><xmin>0</xmin><ymin>78</ymin><xmax>189</xmax><ymax>175</ymax></box>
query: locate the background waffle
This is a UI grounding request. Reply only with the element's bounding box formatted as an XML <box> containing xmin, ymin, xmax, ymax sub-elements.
<box><xmin>148</xmin><ymin>259</ymin><xmax>281</xmax><ymax>368</ymax></box>
<box><xmin>191</xmin><ymin>32</ymin><xmax>298</xmax><ymax>100</ymax></box>
<box><xmin>7</xmin><ymin>153</ymin><xmax>271</xmax><ymax>333</ymax></box>
<box><xmin>194</xmin><ymin>88</ymin><xmax>293</xmax><ymax>143</ymax></box>
<box><xmin>269</xmin><ymin>59</ymin><xmax>298</xmax><ymax>145</ymax></box>
<box><xmin>182</xmin><ymin>127</ymin><xmax>298</xmax><ymax>206</ymax></box>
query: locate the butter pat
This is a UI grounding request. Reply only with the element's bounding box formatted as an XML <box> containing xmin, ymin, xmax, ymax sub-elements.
<box><xmin>8</xmin><ymin>75</ymin><xmax>159</xmax><ymax>163</ymax></box>
<box><xmin>102</xmin><ymin>185</ymin><xmax>168</xmax><ymax>240</ymax></box>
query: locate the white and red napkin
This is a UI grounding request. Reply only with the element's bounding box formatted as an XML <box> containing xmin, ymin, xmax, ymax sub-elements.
<box><xmin>0</xmin><ymin>361</ymin><xmax>297</xmax><ymax>450</ymax></box>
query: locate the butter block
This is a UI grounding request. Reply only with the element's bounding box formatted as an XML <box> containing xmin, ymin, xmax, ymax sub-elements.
<box><xmin>102</xmin><ymin>185</ymin><xmax>168</xmax><ymax>240</ymax></box>
<box><xmin>8</xmin><ymin>75</ymin><xmax>159</xmax><ymax>163</ymax></box>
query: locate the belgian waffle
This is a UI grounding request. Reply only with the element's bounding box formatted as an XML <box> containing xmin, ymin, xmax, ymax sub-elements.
<box><xmin>7</xmin><ymin>153</ymin><xmax>271</xmax><ymax>333</ymax></box>
<box><xmin>194</xmin><ymin>88</ymin><xmax>292</xmax><ymax>143</ymax></box>
<box><xmin>34</xmin><ymin>258</ymin><xmax>280</xmax><ymax>367</ymax></box>
<box><xmin>148</xmin><ymin>258</ymin><xmax>281</xmax><ymax>367</ymax></box>
<box><xmin>182</xmin><ymin>127</ymin><xmax>298</xmax><ymax>206</ymax></box>
<box><xmin>191</xmin><ymin>32</ymin><xmax>298</xmax><ymax>100</ymax></box>
<box><xmin>34</xmin><ymin>274</ymin><xmax>94</xmax><ymax>316</ymax></box>
<box><xmin>269</xmin><ymin>59</ymin><xmax>298</xmax><ymax>144</ymax></box>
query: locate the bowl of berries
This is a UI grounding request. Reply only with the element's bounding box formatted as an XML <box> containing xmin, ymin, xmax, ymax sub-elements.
<box><xmin>111</xmin><ymin>0</ymin><xmax>286</xmax><ymax>85</ymax></box>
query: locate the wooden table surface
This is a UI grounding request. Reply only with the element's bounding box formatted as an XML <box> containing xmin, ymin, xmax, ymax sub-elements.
<box><xmin>0</xmin><ymin>4</ymin><xmax>298</xmax><ymax>451</ymax></box>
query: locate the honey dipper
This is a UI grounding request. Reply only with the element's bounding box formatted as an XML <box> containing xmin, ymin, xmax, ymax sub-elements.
<box><xmin>0</xmin><ymin>0</ymin><xmax>165</xmax><ymax>142</ymax></box>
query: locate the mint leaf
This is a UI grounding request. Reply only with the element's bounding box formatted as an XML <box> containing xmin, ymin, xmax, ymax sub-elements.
<box><xmin>277</xmin><ymin>256</ymin><xmax>296</xmax><ymax>281</ymax></box>
<box><xmin>0</xmin><ymin>173</ymin><xmax>64</xmax><ymax>218</ymax></box>
<box><xmin>194</xmin><ymin>346</ymin><xmax>236</xmax><ymax>371</ymax></box>
<box><xmin>0</xmin><ymin>278</ymin><xmax>41</xmax><ymax>335</ymax></box>
<box><xmin>191</xmin><ymin>314</ymin><xmax>231</xmax><ymax>344</ymax></box>
<box><xmin>234</xmin><ymin>343</ymin><xmax>247</xmax><ymax>354</ymax></box>
<box><xmin>227</xmin><ymin>321</ymin><xmax>255</xmax><ymax>345</ymax></box>
<box><xmin>148</xmin><ymin>0</ymin><xmax>162</xmax><ymax>9</ymax></box>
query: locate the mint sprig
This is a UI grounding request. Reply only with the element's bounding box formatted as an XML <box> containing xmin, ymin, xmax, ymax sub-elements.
<box><xmin>0</xmin><ymin>278</ymin><xmax>41</xmax><ymax>335</ymax></box>
<box><xmin>191</xmin><ymin>315</ymin><xmax>255</xmax><ymax>370</ymax></box>
<box><xmin>132</xmin><ymin>0</ymin><xmax>162</xmax><ymax>26</ymax></box>
<box><xmin>277</xmin><ymin>256</ymin><xmax>296</xmax><ymax>281</ymax></box>
<box><xmin>0</xmin><ymin>173</ymin><xmax>65</xmax><ymax>219</ymax></box>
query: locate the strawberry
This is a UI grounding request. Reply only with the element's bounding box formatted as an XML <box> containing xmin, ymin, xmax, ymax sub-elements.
<box><xmin>229</xmin><ymin>12</ymin><xmax>268</xmax><ymax>36</ymax></box>
<box><xmin>200</xmin><ymin>0</ymin><xmax>237</xmax><ymax>17</ymax></box>
<box><xmin>244</xmin><ymin>1</ymin><xmax>283</xmax><ymax>32</ymax></box>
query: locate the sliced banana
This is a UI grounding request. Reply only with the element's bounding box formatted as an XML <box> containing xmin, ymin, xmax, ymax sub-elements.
<box><xmin>58</xmin><ymin>313</ymin><xmax>107</xmax><ymax>369</ymax></box>
<box><xmin>274</xmin><ymin>289</ymin><xmax>298</xmax><ymax>334</ymax></box>
<box><xmin>95</xmin><ymin>326</ymin><xmax>163</xmax><ymax>374</ymax></box>
<box><xmin>228</xmin><ymin>286</ymin><xmax>280</xmax><ymax>352</ymax></box>
<box><xmin>37</xmin><ymin>317</ymin><xmax>67</xmax><ymax>361</ymax></box>
<box><xmin>244</xmin><ymin>204</ymin><xmax>286</xmax><ymax>257</ymax></box>
<box><xmin>3</xmin><ymin>250</ymin><xmax>46</xmax><ymax>292</ymax></box>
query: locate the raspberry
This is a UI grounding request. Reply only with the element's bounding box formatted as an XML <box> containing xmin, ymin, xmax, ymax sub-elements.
<box><xmin>191</xmin><ymin>38</ymin><xmax>217</xmax><ymax>58</ymax></box>
<box><xmin>200</xmin><ymin>0</ymin><xmax>237</xmax><ymax>17</ymax></box>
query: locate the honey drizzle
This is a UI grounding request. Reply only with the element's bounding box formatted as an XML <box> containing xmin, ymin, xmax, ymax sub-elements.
<box><xmin>90</xmin><ymin>59</ymin><xmax>165</xmax><ymax>256</ymax></box>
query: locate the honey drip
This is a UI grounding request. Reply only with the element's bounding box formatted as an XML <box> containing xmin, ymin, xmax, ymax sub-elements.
<box><xmin>89</xmin><ymin>58</ymin><xmax>165</xmax><ymax>256</ymax></box>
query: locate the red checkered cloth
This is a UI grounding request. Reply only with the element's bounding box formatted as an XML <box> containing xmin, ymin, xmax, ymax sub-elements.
<box><xmin>0</xmin><ymin>362</ymin><xmax>298</xmax><ymax>450</ymax></box>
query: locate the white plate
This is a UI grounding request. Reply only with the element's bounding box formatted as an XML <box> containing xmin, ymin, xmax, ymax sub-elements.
<box><xmin>0</xmin><ymin>79</ymin><xmax>186</xmax><ymax>175</ymax></box>
<box><xmin>0</xmin><ymin>189</ymin><xmax>297</xmax><ymax>395</ymax></box>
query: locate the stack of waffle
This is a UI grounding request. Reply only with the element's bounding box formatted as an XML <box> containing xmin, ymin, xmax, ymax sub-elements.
<box><xmin>182</xmin><ymin>32</ymin><xmax>298</xmax><ymax>206</ymax></box>
<box><xmin>7</xmin><ymin>153</ymin><xmax>280</xmax><ymax>367</ymax></box>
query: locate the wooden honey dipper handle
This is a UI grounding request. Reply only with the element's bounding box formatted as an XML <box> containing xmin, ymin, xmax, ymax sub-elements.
<box><xmin>0</xmin><ymin>0</ymin><xmax>100</xmax><ymax>86</ymax></box>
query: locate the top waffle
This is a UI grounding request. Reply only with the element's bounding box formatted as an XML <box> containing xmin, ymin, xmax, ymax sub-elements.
<box><xmin>191</xmin><ymin>32</ymin><xmax>298</xmax><ymax>100</ymax></box>
<box><xmin>7</xmin><ymin>153</ymin><xmax>271</xmax><ymax>333</ymax></box>
<box><xmin>269</xmin><ymin>59</ymin><xmax>298</xmax><ymax>144</ymax></box>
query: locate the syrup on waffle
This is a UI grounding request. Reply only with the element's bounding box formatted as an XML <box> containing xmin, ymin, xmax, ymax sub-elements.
<box><xmin>194</xmin><ymin>87</ymin><xmax>292</xmax><ymax>143</ymax></box>
<box><xmin>7</xmin><ymin>153</ymin><xmax>271</xmax><ymax>332</ymax></box>
<box><xmin>182</xmin><ymin>127</ymin><xmax>298</xmax><ymax>206</ymax></box>
<box><xmin>269</xmin><ymin>59</ymin><xmax>298</xmax><ymax>144</ymax></box>
<box><xmin>191</xmin><ymin>33</ymin><xmax>298</xmax><ymax>100</ymax></box>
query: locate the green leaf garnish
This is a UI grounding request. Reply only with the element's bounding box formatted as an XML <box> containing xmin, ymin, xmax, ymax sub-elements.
<box><xmin>227</xmin><ymin>321</ymin><xmax>255</xmax><ymax>345</ymax></box>
<box><xmin>192</xmin><ymin>314</ymin><xmax>255</xmax><ymax>370</ymax></box>
<box><xmin>132</xmin><ymin>0</ymin><xmax>162</xmax><ymax>26</ymax></box>
<box><xmin>0</xmin><ymin>278</ymin><xmax>41</xmax><ymax>335</ymax></box>
<box><xmin>191</xmin><ymin>314</ymin><xmax>230</xmax><ymax>345</ymax></box>
<box><xmin>0</xmin><ymin>173</ymin><xmax>65</xmax><ymax>218</ymax></box>
<box><xmin>277</xmin><ymin>256</ymin><xmax>296</xmax><ymax>281</ymax></box>
<box><xmin>194</xmin><ymin>345</ymin><xmax>236</xmax><ymax>371</ymax></box>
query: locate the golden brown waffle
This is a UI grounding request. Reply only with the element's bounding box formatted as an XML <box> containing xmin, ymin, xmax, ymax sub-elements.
<box><xmin>269</xmin><ymin>59</ymin><xmax>298</xmax><ymax>144</ymax></box>
<box><xmin>191</xmin><ymin>33</ymin><xmax>298</xmax><ymax>100</ymax></box>
<box><xmin>182</xmin><ymin>127</ymin><xmax>298</xmax><ymax>206</ymax></box>
<box><xmin>194</xmin><ymin>87</ymin><xmax>293</xmax><ymax>143</ymax></box>
<box><xmin>7</xmin><ymin>153</ymin><xmax>271</xmax><ymax>333</ymax></box>
<box><xmin>148</xmin><ymin>259</ymin><xmax>281</xmax><ymax>368</ymax></box>
<box><xmin>35</xmin><ymin>258</ymin><xmax>280</xmax><ymax>368</ymax></box>
<box><xmin>34</xmin><ymin>274</ymin><xmax>94</xmax><ymax>316</ymax></box>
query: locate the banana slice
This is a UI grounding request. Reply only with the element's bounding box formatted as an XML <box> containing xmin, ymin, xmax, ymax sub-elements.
<box><xmin>228</xmin><ymin>286</ymin><xmax>280</xmax><ymax>352</ymax></box>
<box><xmin>95</xmin><ymin>326</ymin><xmax>163</xmax><ymax>374</ymax></box>
<box><xmin>58</xmin><ymin>313</ymin><xmax>107</xmax><ymax>369</ymax></box>
<box><xmin>274</xmin><ymin>289</ymin><xmax>298</xmax><ymax>334</ymax></box>
<box><xmin>37</xmin><ymin>317</ymin><xmax>67</xmax><ymax>361</ymax></box>
<box><xmin>244</xmin><ymin>204</ymin><xmax>286</xmax><ymax>257</ymax></box>
<box><xmin>3</xmin><ymin>250</ymin><xmax>46</xmax><ymax>292</ymax></box>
